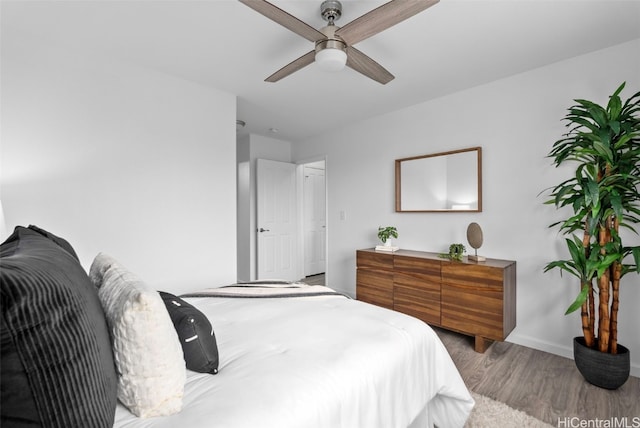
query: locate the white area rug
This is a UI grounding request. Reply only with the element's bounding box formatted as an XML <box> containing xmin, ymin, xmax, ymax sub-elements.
<box><xmin>464</xmin><ymin>392</ymin><xmax>555</xmax><ymax>428</ymax></box>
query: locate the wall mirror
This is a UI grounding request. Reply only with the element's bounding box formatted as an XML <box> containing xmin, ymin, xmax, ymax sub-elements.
<box><xmin>395</xmin><ymin>147</ymin><xmax>482</xmax><ymax>212</ymax></box>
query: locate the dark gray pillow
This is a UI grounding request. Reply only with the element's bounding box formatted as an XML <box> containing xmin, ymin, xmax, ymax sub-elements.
<box><xmin>0</xmin><ymin>226</ymin><xmax>117</xmax><ymax>428</ymax></box>
<box><xmin>26</xmin><ymin>224</ymin><xmax>80</xmax><ymax>261</ymax></box>
<box><xmin>159</xmin><ymin>292</ymin><xmax>219</xmax><ymax>374</ymax></box>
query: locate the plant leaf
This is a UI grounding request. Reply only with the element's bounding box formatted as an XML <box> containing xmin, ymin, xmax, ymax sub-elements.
<box><xmin>632</xmin><ymin>247</ymin><xmax>640</xmax><ymax>273</ymax></box>
<box><xmin>565</xmin><ymin>283</ymin><xmax>590</xmax><ymax>315</ymax></box>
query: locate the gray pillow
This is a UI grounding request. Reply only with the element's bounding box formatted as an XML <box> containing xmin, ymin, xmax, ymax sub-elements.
<box><xmin>0</xmin><ymin>226</ymin><xmax>117</xmax><ymax>428</ymax></box>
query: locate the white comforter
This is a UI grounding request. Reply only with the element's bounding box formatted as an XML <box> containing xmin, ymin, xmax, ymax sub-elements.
<box><xmin>113</xmin><ymin>286</ymin><xmax>474</xmax><ymax>428</ymax></box>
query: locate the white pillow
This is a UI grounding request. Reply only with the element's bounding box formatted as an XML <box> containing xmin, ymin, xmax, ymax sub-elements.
<box><xmin>90</xmin><ymin>253</ymin><xmax>185</xmax><ymax>418</ymax></box>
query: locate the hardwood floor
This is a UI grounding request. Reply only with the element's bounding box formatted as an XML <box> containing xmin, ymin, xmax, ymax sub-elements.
<box><xmin>435</xmin><ymin>327</ymin><xmax>640</xmax><ymax>426</ymax></box>
<box><xmin>303</xmin><ymin>273</ymin><xmax>640</xmax><ymax>425</ymax></box>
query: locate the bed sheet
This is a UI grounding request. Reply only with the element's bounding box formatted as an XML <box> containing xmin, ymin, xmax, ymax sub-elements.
<box><xmin>113</xmin><ymin>289</ymin><xmax>473</xmax><ymax>428</ymax></box>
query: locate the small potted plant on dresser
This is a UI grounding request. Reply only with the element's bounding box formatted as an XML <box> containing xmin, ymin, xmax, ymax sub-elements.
<box><xmin>439</xmin><ymin>243</ymin><xmax>466</xmax><ymax>262</ymax></box>
<box><xmin>376</xmin><ymin>226</ymin><xmax>398</xmax><ymax>252</ymax></box>
<box><xmin>544</xmin><ymin>82</ymin><xmax>640</xmax><ymax>389</ymax></box>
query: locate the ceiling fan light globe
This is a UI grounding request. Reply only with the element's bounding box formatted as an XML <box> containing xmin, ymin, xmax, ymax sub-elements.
<box><xmin>315</xmin><ymin>48</ymin><xmax>347</xmax><ymax>72</ymax></box>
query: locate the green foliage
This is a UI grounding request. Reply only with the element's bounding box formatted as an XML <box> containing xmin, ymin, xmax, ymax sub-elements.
<box><xmin>377</xmin><ymin>226</ymin><xmax>398</xmax><ymax>244</ymax></box>
<box><xmin>544</xmin><ymin>82</ymin><xmax>640</xmax><ymax>332</ymax></box>
<box><xmin>439</xmin><ymin>243</ymin><xmax>466</xmax><ymax>262</ymax></box>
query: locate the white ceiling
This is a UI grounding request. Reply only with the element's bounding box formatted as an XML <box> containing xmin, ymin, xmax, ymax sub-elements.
<box><xmin>3</xmin><ymin>0</ymin><xmax>640</xmax><ymax>141</ymax></box>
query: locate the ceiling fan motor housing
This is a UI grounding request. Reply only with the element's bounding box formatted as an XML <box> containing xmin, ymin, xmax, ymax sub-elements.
<box><xmin>321</xmin><ymin>0</ymin><xmax>342</xmax><ymax>23</ymax></box>
<box><xmin>316</xmin><ymin>25</ymin><xmax>346</xmax><ymax>52</ymax></box>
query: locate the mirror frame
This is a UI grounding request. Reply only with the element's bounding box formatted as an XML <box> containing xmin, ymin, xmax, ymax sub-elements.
<box><xmin>395</xmin><ymin>146</ymin><xmax>482</xmax><ymax>212</ymax></box>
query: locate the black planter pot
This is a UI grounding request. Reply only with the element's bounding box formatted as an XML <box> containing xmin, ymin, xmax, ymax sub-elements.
<box><xmin>573</xmin><ymin>337</ymin><xmax>630</xmax><ymax>390</ymax></box>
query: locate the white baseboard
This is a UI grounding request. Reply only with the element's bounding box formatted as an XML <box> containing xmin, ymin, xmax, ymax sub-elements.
<box><xmin>508</xmin><ymin>333</ymin><xmax>639</xmax><ymax>378</ymax></box>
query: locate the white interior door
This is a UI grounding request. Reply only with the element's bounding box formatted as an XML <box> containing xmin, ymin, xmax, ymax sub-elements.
<box><xmin>303</xmin><ymin>164</ymin><xmax>326</xmax><ymax>276</ymax></box>
<box><xmin>256</xmin><ymin>159</ymin><xmax>297</xmax><ymax>281</ymax></box>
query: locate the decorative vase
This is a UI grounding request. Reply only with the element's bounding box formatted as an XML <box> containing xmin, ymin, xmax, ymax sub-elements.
<box><xmin>573</xmin><ymin>337</ymin><xmax>630</xmax><ymax>390</ymax></box>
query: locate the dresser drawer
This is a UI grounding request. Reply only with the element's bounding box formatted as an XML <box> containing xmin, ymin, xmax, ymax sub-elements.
<box><xmin>357</xmin><ymin>250</ymin><xmax>393</xmax><ymax>270</ymax></box>
<box><xmin>441</xmin><ymin>262</ymin><xmax>505</xmax><ymax>290</ymax></box>
<box><xmin>356</xmin><ymin>268</ymin><xmax>394</xmax><ymax>309</ymax></box>
<box><xmin>394</xmin><ymin>255</ymin><xmax>441</xmax><ymax>277</ymax></box>
<box><xmin>394</xmin><ymin>275</ymin><xmax>441</xmax><ymax>325</ymax></box>
<box><xmin>441</xmin><ymin>283</ymin><xmax>504</xmax><ymax>340</ymax></box>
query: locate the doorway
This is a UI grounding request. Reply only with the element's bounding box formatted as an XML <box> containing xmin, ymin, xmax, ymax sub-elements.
<box><xmin>301</xmin><ymin>160</ymin><xmax>326</xmax><ymax>278</ymax></box>
<box><xmin>254</xmin><ymin>158</ymin><xmax>327</xmax><ymax>282</ymax></box>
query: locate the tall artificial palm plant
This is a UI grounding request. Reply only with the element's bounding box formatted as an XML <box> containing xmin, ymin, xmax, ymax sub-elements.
<box><xmin>544</xmin><ymin>82</ymin><xmax>640</xmax><ymax>356</ymax></box>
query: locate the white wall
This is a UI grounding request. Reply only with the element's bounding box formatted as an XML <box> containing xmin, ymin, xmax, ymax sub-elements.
<box><xmin>1</xmin><ymin>40</ymin><xmax>237</xmax><ymax>294</ymax></box>
<box><xmin>292</xmin><ymin>39</ymin><xmax>640</xmax><ymax>376</ymax></box>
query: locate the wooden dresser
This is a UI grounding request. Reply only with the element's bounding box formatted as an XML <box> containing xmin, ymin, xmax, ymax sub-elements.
<box><xmin>356</xmin><ymin>248</ymin><xmax>516</xmax><ymax>352</ymax></box>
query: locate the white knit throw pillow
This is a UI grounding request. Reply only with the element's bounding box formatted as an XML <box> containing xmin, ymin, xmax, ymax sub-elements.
<box><xmin>90</xmin><ymin>253</ymin><xmax>185</xmax><ymax>418</ymax></box>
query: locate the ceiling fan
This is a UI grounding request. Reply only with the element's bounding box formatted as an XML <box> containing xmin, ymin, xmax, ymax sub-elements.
<box><xmin>239</xmin><ymin>0</ymin><xmax>439</xmax><ymax>85</ymax></box>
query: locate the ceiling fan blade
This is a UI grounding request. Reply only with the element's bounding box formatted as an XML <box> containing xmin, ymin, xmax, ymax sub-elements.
<box><xmin>265</xmin><ymin>50</ymin><xmax>316</xmax><ymax>82</ymax></box>
<box><xmin>346</xmin><ymin>46</ymin><xmax>394</xmax><ymax>85</ymax></box>
<box><xmin>239</xmin><ymin>0</ymin><xmax>326</xmax><ymax>43</ymax></box>
<box><xmin>336</xmin><ymin>0</ymin><xmax>439</xmax><ymax>46</ymax></box>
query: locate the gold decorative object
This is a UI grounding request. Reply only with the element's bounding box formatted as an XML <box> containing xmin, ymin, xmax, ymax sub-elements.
<box><xmin>467</xmin><ymin>222</ymin><xmax>486</xmax><ymax>262</ymax></box>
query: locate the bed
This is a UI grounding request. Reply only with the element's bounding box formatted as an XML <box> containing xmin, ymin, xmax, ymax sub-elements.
<box><xmin>0</xmin><ymin>226</ymin><xmax>474</xmax><ymax>428</ymax></box>
<box><xmin>113</xmin><ymin>283</ymin><xmax>474</xmax><ymax>428</ymax></box>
